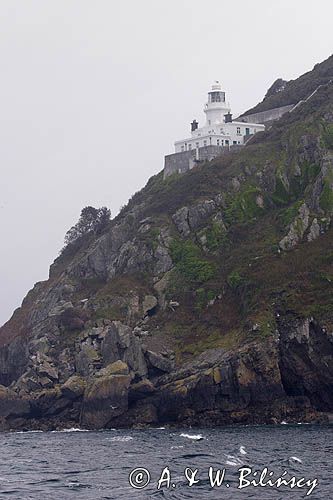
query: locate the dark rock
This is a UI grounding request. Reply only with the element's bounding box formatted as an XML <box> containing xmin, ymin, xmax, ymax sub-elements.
<box><xmin>61</xmin><ymin>375</ymin><xmax>86</xmax><ymax>400</ymax></box>
<box><xmin>146</xmin><ymin>350</ymin><xmax>175</xmax><ymax>374</ymax></box>
<box><xmin>81</xmin><ymin>374</ymin><xmax>131</xmax><ymax>429</ymax></box>
<box><xmin>0</xmin><ymin>385</ymin><xmax>30</xmax><ymax>418</ymax></box>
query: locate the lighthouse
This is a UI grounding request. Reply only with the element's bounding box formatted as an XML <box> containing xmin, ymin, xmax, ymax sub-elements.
<box><xmin>204</xmin><ymin>81</ymin><xmax>231</xmax><ymax>127</ymax></box>
<box><xmin>164</xmin><ymin>81</ymin><xmax>265</xmax><ymax>178</ymax></box>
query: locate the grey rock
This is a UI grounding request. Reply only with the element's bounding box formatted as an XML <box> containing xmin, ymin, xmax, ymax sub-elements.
<box><xmin>48</xmin><ymin>301</ymin><xmax>73</xmax><ymax>317</ymax></box>
<box><xmin>29</xmin><ymin>337</ymin><xmax>51</xmax><ymax>355</ymax></box>
<box><xmin>142</xmin><ymin>295</ymin><xmax>158</xmax><ymax>316</ymax></box>
<box><xmin>172</xmin><ymin>207</ymin><xmax>190</xmax><ymax>237</ymax></box>
<box><xmin>279</xmin><ymin>203</ymin><xmax>310</xmax><ymax>250</ymax></box>
<box><xmin>146</xmin><ymin>350</ymin><xmax>175</xmax><ymax>373</ymax></box>
<box><xmin>101</xmin><ymin>322</ymin><xmax>147</xmax><ymax>378</ymax></box>
<box><xmin>61</xmin><ymin>375</ymin><xmax>86</xmax><ymax>400</ymax></box>
<box><xmin>0</xmin><ymin>385</ymin><xmax>30</xmax><ymax>418</ymax></box>
<box><xmin>307</xmin><ymin>218</ymin><xmax>320</xmax><ymax>242</ymax></box>
<box><xmin>37</xmin><ymin>361</ymin><xmax>58</xmax><ymax>381</ymax></box>
<box><xmin>188</xmin><ymin>200</ymin><xmax>216</xmax><ymax>230</ymax></box>
<box><xmin>81</xmin><ymin>374</ymin><xmax>131</xmax><ymax>429</ymax></box>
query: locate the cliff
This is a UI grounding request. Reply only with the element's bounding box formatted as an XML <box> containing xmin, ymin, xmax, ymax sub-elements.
<box><xmin>1</xmin><ymin>57</ymin><xmax>333</xmax><ymax>430</ymax></box>
<box><xmin>240</xmin><ymin>54</ymin><xmax>333</xmax><ymax>116</ymax></box>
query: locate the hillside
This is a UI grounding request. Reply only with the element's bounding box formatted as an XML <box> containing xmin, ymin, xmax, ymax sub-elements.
<box><xmin>0</xmin><ymin>58</ymin><xmax>333</xmax><ymax>430</ymax></box>
<box><xmin>241</xmin><ymin>54</ymin><xmax>333</xmax><ymax>116</ymax></box>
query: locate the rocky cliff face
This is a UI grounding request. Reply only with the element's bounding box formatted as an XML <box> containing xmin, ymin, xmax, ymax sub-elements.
<box><xmin>1</xmin><ymin>58</ymin><xmax>333</xmax><ymax>430</ymax></box>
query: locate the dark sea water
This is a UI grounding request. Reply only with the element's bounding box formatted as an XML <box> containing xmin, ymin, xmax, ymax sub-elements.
<box><xmin>0</xmin><ymin>424</ymin><xmax>331</xmax><ymax>499</ymax></box>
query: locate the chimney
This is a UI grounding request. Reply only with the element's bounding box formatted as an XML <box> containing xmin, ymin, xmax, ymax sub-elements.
<box><xmin>191</xmin><ymin>119</ymin><xmax>198</xmax><ymax>132</ymax></box>
<box><xmin>224</xmin><ymin>113</ymin><xmax>232</xmax><ymax>123</ymax></box>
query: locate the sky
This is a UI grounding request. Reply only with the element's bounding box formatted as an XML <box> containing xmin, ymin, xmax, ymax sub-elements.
<box><xmin>0</xmin><ymin>0</ymin><xmax>332</xmax><ymax>327</ymax></box>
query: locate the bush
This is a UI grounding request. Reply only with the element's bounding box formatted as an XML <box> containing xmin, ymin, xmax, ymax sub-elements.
<box><xmin>205</xmin><ymin>222</ymin><xmax>227</xmax><ymax>252</ymax></box>
<box><xmin>170</xmin><ymin>239</ymin><xmax>216</xmax><ymax>284</ymax></box>
<box><xmin>225</xmin><ymin>186</ymin><xmax>265</xmax><ymax>224</ymax></box>
<box><xmin>320</xmin><ymin>180</ymin><xmax>333</xmax><ymax>213</ymax></box>
<box><xmin>227</xmin><ymin>270</ymin><xmax>245</xmax><ymax>290</ymax></box>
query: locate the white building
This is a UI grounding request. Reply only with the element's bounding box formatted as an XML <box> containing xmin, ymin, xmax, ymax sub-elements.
<box><xmin>174</xmin><ymin>81</ymin><xmax>265</xmax><ymax>153</ymax></box>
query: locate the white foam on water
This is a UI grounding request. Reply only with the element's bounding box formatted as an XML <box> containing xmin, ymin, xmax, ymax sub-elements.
<box><xmin>239</xmin><ymin>445</ymin><xmax>247</xmax><ymax>455</ymax></box>
<box><xmin>226</xmin><ymin>460</ymin><xmax>240</xmax><ymax>466</ymax></box>
<box><xmin>107</xmin><ymin>436</ymin><xmax>134</xmax><ymax>442</ymax></box>
<box><xmin>52</xmin><ymin>428</ymin><xmax>89</xmax><ymax>433</ymax></box>
<box><xmin>13</xmin><ymin>430</ymin><xmax>44</xmax><ymax>433</ymax></box>
<box><xmin>180</xmin><ymin>433</ymin><xmax>204</xmax><ymax>441</ymax></box>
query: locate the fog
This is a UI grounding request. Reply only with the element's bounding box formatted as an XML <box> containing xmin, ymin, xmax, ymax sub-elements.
<box><xmin>0</xmin><ymin>0</ymin><xmax>332</xmax><ymax>326</ymax></box>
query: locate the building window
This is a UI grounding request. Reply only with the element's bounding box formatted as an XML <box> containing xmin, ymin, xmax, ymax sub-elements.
<box><xmin>203</xmin><ymin>140</ymin><xmax>207</xmax><ymax>146</ymax></box>
<box><xmin>188</xmin><ymin>144</ymin><xmax>192</xmax><ymax>150</ymax></box>
<box><xmin>196</xmin><ymin>142</ymin><xmax>199</xmax><ymax>148</ymax></box>
<box><xmin>217</xmin><ymin>139</ymin><xmax>220</xmax><ymax>146</ymax></box>
<box><xmin>237</xmin><ymin>127</ymin><xmax>241</xmax><ymax>134</ymax></box>
<box><xmin>245</xmin><ymin>127</ymin><xmax>250</xmax><ymax>135</ymax></box>
<box><xmin>225</xmin><ymin>140</ymin><xmax>229</xmax><ymax>145</ymax></box>
<box><xmin>233</xmin><ymin>141</ymin><xmax>237</xmax><ymax>144</ymax></box>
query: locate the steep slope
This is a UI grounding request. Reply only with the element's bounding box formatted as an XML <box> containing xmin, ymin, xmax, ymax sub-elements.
<box><xmin>240</xmin><ymin>54</ymin><xmax>333</xmax><ymax>116</ymax></box>
<box><xmin>1</xmin><ymin>61</ymin><xmax>333</xmax><ymax>430</ymax></box>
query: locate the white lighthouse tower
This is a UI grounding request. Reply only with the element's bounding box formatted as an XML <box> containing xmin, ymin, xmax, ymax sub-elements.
<box><xmin>164</xmin><ymin>81</ymin><xmax>265</xmax><ymax>178</ymax></box>
<box><xmin>204</xmin><ymin>81</ymin><xmax>231</xmax><ymax>126</ymax></box>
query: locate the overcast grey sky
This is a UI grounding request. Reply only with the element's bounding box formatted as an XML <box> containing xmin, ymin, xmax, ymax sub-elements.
<box><xmin>0</xmin><ymin>0</ymin><xmax>332</xmax><ymax>326</ymax></box>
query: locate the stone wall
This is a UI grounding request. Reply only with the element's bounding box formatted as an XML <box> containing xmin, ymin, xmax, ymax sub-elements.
<box><xmin>238</xmin><ymin>104</ymin><xmax>295</xmax><ymax>124</ymax></box>
<box><xmin>163</xmin><ymin>145</ymin><xmax>242</xmax><ymax>179</ymax></box>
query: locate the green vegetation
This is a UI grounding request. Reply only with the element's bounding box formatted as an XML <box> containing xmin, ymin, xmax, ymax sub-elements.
<box><xmin>205</xmin><ymin>222</ymin><xmax>227</xmax><ymax>252</ymax></box>
<box><xmin>195</xmin><ymin>287</ymin><xmax>216</xmax><ymax>310</ymax></box>
<box><xmin>227</xmin><ymin>270</ymin><xmax>245</xmax><ymax>290</ymax></box>
<box><xmin>322</xmin><ymin>123</ymin><xmax>333</xmax><ymax>149</ymax></box>
<box><xmin>271</xmin><ymin>175</ymin><xmax>290</xmax><ymax>205</ymax></box>
<box><xmin>170</xmin><ymin>239</ymin><xmax>216</xmax><ymax>284</ymax></box>
<box><xmin>278</xmin><ymin>200</ymin><xmax>303</xmax><ymax>227</ymax></box>
<box><xmin>319</xmin><ymin>180</ymin><xmax>333</xmax><ymax>213</ymax></box>
<box><xmin>225</xmin><ymin>186</ymin><xmax>265</xmax><ymax>224</ymax></box>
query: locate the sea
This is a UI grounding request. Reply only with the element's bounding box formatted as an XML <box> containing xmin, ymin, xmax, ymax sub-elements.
<box><xmin>0</xmin><ymin>424</ymin><xmax>331</xmax><ymax>499</ymax></box>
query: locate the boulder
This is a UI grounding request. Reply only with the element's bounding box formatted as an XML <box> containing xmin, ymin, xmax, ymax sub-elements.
<box><xmin>101</xmin><ymin>322</ymin><xmax>147</xmax><ymax>378</ymax></box>
<box><xmin>37</xmin><ymin>361</ymin><xmax>58</xmax><ymax>381</ymax></box>
<box><xmin>0</xmin><ymin>385</ymin><xmax>30</xmax><ymax>418</ymax></box>
<box><xmin>146</xmin><ymin>350</ymin><xmax>174</xmax><ymax>373</ymax></box>
<box><xmin>142</xmin><ymin>295</ymin><xmax>158</xmax><ymax>316</ymax></box>
<box><xmin>98</xmin><ymin>360</ymin><xmax>129</xmax><ymax>377</ymax></box>
<box><xmin>81</xmin><ymin>373</ymin><xmax>131</xmax><ymax>429</ymax></box>
<box><xmin>61</xmin><ymin>375</ymin><xmax>86</xmax><ymax>400</ymax></box>
<box><xmin>129</xmin><ymin>379</ymin><xmax>156</xmax><ymax>402</ymax></box>
<box><xmin>172</xmin><ymin>207</ymin><xmax>190</xmax><ymax>237</ymax></box>
<box><xmin>75</xmin><ymin>344</ymin><xmax>101</xmax><ymax>377</ymax></box>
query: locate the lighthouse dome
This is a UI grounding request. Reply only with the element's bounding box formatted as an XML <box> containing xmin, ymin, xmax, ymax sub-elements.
<box><xmin>211</xmin><ymin>81</ymin><xmax>222</xmax><ymax>91</ymax></box>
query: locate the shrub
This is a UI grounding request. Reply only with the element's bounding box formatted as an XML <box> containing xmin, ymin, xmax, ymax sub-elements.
<box><xmin>225</xmin><ymin>186</ymin><xmax>265</xmax><ymax>224</ymax></box>
<box><xmin>170</xmin><ymin>239</ymin><xmax>216</xmax><ymax>284</ymax></box>
<box><xmin>205</xmin><ymin>222</ymin><xmax>227</xmax><ymax>252</ymax></box>
<box><xmin>320</xmin><ymin>180</ymin><xmax>333</xmax><ymax>213</ymax></box>
<box><xmin>227</xmin><ymin>270</ymin><xmax>245</xmax><ymax>290</ymax></box>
